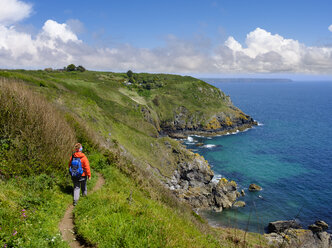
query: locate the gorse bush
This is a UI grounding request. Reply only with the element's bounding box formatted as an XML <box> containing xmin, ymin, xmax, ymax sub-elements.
<box><xmin>0</xmin><ymin>79</ymin><xmax>76</xmax><ymax>177</ymax></box>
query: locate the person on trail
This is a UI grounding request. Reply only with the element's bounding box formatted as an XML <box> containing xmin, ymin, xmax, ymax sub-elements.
<box><xmin>68</xmin><ymin>143</ymin><xmax>91</xmax><ymax>206</ymax></box>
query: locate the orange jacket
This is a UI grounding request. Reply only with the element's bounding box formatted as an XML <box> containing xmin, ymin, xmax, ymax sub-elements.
<box><xmin>68</xmin><ymin>152</ymin><xmax>91</xmax><ymax>178</ymax></box>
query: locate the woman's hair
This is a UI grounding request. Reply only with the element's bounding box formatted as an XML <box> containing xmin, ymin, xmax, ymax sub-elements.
<box><xmin>74</xmin><ymin>143</ymin><xmax>82</xmax><ymax>151</ymax></box>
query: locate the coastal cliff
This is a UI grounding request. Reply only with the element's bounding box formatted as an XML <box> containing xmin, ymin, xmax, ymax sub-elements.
<box><xmin>0</xmin><ymin>70</ymin><xmax>253</xmax><ymax>211</ymax></box>
<box><xmin>164</xmin><ymin>144</ymin><xmax>239</xmax><ymax>212</ymax></box>
<box><xmin>0</xmin><ymin>70</ymin><xmax>271</xmax><ymax>247</ymax></box>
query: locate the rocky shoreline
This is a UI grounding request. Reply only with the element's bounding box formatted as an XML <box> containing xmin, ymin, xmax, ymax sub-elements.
<box><xmin>265</xmin><ymin>220</ymin><xmax>331</xmax><ymax>248</ymax></box>
<box><xmin>161</xmin><ymin>114</ymin><xmax>257</xmax><ymax>139</ymax></box>
<box><xmin>162</xmin><ymin>118</ymin><xmax>256</xmax><ymax>213</ymax></box>
<box><xmin>162</xmin><ymin>117</ymin><xmax>331</xmax><ymax>247</ymax></box>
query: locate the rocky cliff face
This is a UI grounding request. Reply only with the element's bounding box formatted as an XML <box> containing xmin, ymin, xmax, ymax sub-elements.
<box><xmin>160</xmin><ymin>105</ymin><xmax>257</xmax><ymax>137</ymax></box>
<box><xmin>164</xmin><ymin>145</ymin><xmax>240</xmax><ymax>211</ymax></box>
<box><xmin>265</xmin><ymin>220</ymin><xmax>332</xmax><ymax>248</ymax></box>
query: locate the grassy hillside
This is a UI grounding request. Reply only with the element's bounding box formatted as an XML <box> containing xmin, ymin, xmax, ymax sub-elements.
<box><xmin>0</xmin><ymin>70</ymin><xmax>269</xmax><ymax>247</ymax></box>
<box><xmin>0</xmin><ymin>70</ymin><xmax>253</xmax><ymax>179</ymax></box>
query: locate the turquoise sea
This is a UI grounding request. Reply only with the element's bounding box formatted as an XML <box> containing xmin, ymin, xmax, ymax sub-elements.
<box><xmin>185</xmin><ymin>79</ymin><xmax>332</xmax><ymax>233</ymax></box>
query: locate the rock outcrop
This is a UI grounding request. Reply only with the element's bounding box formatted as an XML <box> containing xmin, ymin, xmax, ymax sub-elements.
<box><xmin>249</xmin><ymin>183</ymin><xmax>262</xmax><ymax>192</ymax></box>
<box><xmin>268</xmin><ymin>220</ymin><xmax>302</xmax><ymax>233</ymax></box>
<box><xmin>160</xmin><ymin>106</ymin><xmax>257</xmax><ymax>137</ymax></box>
<box><xmin>233</xmin><ymin>201</ymin><xmax>246</xmax><ymax>208</ymax></box>
<box><xmin>265</xmin><ymin>220</ymin><xmax>332</xmax><ymax>248</ymax></box>
<box><xmin>165</xmin><ymin>146</ymin><xmax>240</xmax><ymax>211</ymax></box>
<box><xmin>308</xmin><ymin>220</ymin><xmax>329</xmax><ymax>233</ymax></box>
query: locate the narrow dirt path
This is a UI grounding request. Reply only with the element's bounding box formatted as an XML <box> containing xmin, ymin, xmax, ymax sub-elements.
<box><xmin>59</xmin><ymin>172</ymin><xmax>105</xmax><ymax>248</ymax></box>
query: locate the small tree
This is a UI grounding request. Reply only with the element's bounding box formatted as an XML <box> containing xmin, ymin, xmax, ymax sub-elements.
<box><xmin>126</xmin><ymin>70</ymin><xmax>133</xmax><ymax>78</ymax></box>
<box><xmin>66</xmin><ymin>64</ymin><xmax>76</xmax><ymax>71</ymax></box>
<box><xmin>77</xmin><ymin>65</ymin><xmax>86</xmax><ymax>72</ymax></box>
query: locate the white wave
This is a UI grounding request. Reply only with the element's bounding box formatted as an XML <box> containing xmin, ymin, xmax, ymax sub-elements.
<box><xmin>230</xmin><ymin>130</ymin><xmax>240</xmax><ymax>135</ymax></box>
<box><xmin>185</xmin><ymin>142</ymin><xmax>195</xmax><ymax>145</ymax></box>
<box><xmin>212</xmin><ymin>174</ymin><xmax>222</xmax><ymax>183</ymax></box>
<box><xmin>257</xmin><ymin>122</ymin><xmax>264</xmax><ymax>126</ymax></box>
<box><xmin>202</xmin><ymin>144</ymin><xmax>216</xmax><ymax>148</ymax></box>
<box><xmin>187</xmin><ymin>136</ymin><xmax>194</xmax><ymax>142</ymax></box>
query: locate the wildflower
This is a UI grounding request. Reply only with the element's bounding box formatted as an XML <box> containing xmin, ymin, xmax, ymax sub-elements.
<box><xmin>22</xmin><ymin>209</ymin><xmax>26</xmax><ymax>212</ymax></box>
<box><xmin>12</xmin><ymin>230</ymin><xmax>17</xmax><ymax>236</ymax></box>
<box><xmin>4</xmin><ymin>244</ymin><xmax>7</xmax><ymax>248</ymax></box>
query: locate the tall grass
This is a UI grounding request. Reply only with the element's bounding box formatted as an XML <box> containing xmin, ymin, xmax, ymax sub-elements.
<box><xmin>0</xmin><ymin>78</ymin><xmax>75</xmax><ymax>177</ymax></box>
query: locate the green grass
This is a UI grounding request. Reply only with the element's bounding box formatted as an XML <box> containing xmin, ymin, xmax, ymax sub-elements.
<box><xmin>74</xmin><ymin>165</ymin><xmax>222</xmax><ymax>248</ymax></box>
<box><xmin>0</xmin><ymin>175</ymin><xmax>72</xmax><ymax>247</ymax></box>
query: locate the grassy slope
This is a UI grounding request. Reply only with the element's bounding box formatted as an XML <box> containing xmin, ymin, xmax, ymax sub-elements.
<box><xmin>0</xmin><ymin>175</ymin><xmax>72</xmax><ymax>247</ymax></box>
<box><xmin>0</xmin><ymin>70</ymin><xmax>269</xmax><ymax>247</ymax></box>
<box><xmin>0</xmin><ymin>70</ymin><xmax>243</xmax><ymax>178</ymax></box>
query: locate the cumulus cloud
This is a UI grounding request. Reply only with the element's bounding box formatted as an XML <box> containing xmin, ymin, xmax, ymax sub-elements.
<box><xmin>0</xmin><ymin>19</ymin><xmax>81</xmax><ymax>68</ymax></box>
<box><xmin>0</xmin><ymin>0</ymin><xmax>32</xmax><ymax>25</ymax></box>
<box><xmin>66</xmin><ymin>19</ymin><xmax>85</xmax><ymax>34</ymax></box>
<box><xmin>215</xmin><ymin>28</ymin><xmax>332</xmax><ymax>73</ymax></box>
<box><xmin>329</xmin><ymin>25</ymin><xmax>332</xmax><ymax>32</ymax></box>
<box><xmin>0</xmin><ymin>19</ymin><xmax>331</xmax><ymax>74</ymax></box>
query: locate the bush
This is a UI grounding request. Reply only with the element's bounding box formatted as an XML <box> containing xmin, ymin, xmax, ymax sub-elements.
<box><xmin>126</xmin><ymin>70</ymin><xmax>133</xmax><ymax>78</ymax></box>
<box><xmin>66</xmin><ymin>64</ymin><xmax>76</xmax><ymax>71</ymax></box>
<box><xmin>0</xmin><ymin>79</ymin><xmax>76</xmax><ymax>177</ymax></box>
<box><xmin>76</xmin><ymin>65</ymin><xmax>86</xmax><ymax>72</ymax></box>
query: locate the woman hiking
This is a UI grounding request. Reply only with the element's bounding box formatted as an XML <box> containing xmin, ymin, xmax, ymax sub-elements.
<box><xmin>68</xmin><ymin>143</ymin><xmax>91</xmax><ymax>206</ymax></box>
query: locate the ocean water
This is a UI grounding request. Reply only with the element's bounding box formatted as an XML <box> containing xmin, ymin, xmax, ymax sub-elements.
<box><xmin>185</xmin><ymin>79</ymin><xmax>332</xmax><ymax>233</ymax></box>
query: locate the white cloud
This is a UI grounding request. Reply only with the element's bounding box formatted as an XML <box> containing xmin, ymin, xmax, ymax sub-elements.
<box><xmin>217</xmin><ymin>28</ymin><xmax>332</xmax><ymax>73</ymax></box>
<box><xmin>329</xmin><ymin>24</ymin><xmax>332</xmax><ymax>32</ymax></box>
<box><xmin>0</xmin><ymin>20</ymin><xmax>331</xmax><ymax>75</ymax></box>
<box><xmin>39</xmin><ymin>20</ymin><xmax>79</xmax><ymax>43</ymax></box>
<box><xmin>0</xmin><ymin>19</ymin><xmax>82</xmax><ymax>68</ymax></box>
<box><xmin>66</xmin><ymin>19</ymin><xmax>85</xmax><ymax>34</ymax></box>
<box><xmin>0</xmin><ymin>0</ymin><xmax>32</xmax><ymax>25</ymax></box>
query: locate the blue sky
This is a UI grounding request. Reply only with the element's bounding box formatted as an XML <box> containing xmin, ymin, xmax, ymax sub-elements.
<box><xmin>0</xmin><ymin>0</ymin><xmax>332</xmax><ymax>78</ymax></box>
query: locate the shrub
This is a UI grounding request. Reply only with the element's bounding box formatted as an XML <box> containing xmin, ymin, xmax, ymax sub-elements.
<box><xmin>0</xmin><ymin>79</ymin><xmax>76</xmax><ymax>177</ymax></box>
<box><xmin>126</xmin><ymin>70</ymin><xmax>133</xmax><ymax>78</ymax></box>
<box><xmin>76</xmin><ymin>65</ymin><xmax>86</xmax><ymax>72</ymax></box>
<box><xmin>66</xmin><ymin>64</ymin><xmax>76</xmax><ymax>71</ymax></box>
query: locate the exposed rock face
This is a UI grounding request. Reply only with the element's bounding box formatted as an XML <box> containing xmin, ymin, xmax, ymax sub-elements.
<box><xmin>268</xmin><ymin>220</ymin><xmax>302</xmax><ymax>233</ymax></box>
<box><xmin>265</xmin><ymin>220</ymin><xmax>332</xmax><ymax>248</ymax></box>
<box><xmin>160</xmin><ymin>106</ymin><xmax>257</xmax><ymax>137</ymax></box>
<box><xmin>165</xmin><ymin>147</ymin><xmax>239</xmax><ymax>211</ymax></box>
<box><xmin>309</xmin><ymin>220</ymin><xmax>329</xmax><ymax>231</ymax></box>
<box><xmin>249</xmin><ymin>183</ymin><xmax>262</xmax><ymax>192</ymax></box>
<box><xmin>233</xmin><ymin>201</ymin><xmax>246</xmax><ymax>208</ymax></box>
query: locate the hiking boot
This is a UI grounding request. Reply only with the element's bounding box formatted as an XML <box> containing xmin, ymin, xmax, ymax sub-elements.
<box><xmin>73</xmin><ymin>201</ymin><xmax>77</xmax><ymax>206</ymax></box>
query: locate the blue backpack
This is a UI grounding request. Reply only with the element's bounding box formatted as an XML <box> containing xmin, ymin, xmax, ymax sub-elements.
<box><xmin>69</xmin><ymin>154</ymin><xmax>84</xmax><ymax>178</ymax></box>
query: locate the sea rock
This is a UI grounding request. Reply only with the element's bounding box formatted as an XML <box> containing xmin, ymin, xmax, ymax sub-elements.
<box><xmin>268</xmin><ymin>220</ymin><xmax>302</xmax><ymax>233</ymax></box>
<box><xmin>240</xmin><ymin>189</ymin><xmax>245</xmax><ymax>196</ymax></box>
<box><xmin>265</xmin><ymin>228</ymin><xmax>332</xmax><ymax>248</ymax></box>
<box><xmin>195</xmin><ymin>143</ymin><xmax>204</xmax><ymax>147</ymax></box>
<box><xmin>308</xmin><ymin>220</ymin><xmax>329</xmax><ymax>233</ymax></box>
<box><xmin>308</xmin><ymin>224</ymin><xmax>323</xmax><ymax>233</ymax></box>
<box><xmin>315</xmin><ymin>220</ymin><xmax>329</xmax><ymax>231</ymax></box>
<box><xmin>248</xmin><ymin>183</ymin><xmax>262</xmax><ymax>192</ymax></box>
<box><xmin>165</xmin><ymin>146</ymin><xmax>239</xmax><ymax>210</ymax></box>
<box><xmin>233</xmin><ymin>201</ymin><xmax>246</xmax><ymax>207</ymax></box>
